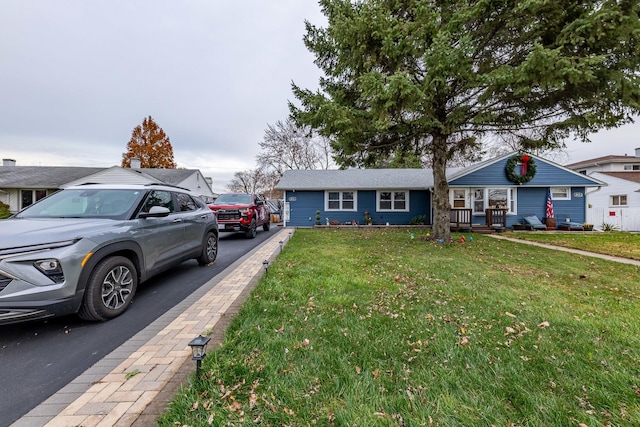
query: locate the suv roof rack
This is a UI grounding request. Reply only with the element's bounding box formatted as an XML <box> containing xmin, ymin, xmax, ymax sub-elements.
<box><xmin>144</xmin><ymin>182</ymin><xmax>190</xmax><ymax>191</ymax></box>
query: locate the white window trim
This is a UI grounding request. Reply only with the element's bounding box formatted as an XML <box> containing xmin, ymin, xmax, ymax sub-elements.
<box><xmin>449</xmin><ymin>188</ymin><xmax>469</xmax><ymax>209</ymax></box>
<box><xmin>376</xmin><ymin>190</ymin><xmax>410</xmax><ymax>212</ymax></box>
<box><xmin>471</xmin><ymin>187</ymin><xmax>517</xmax><ymax>215</ymax></box>
<box><xmin>325</xmin><ymin>190</ymin><xmax>358</xmax><ymax>211</ymax></box>
<box><xmin>20</xmin><ymin>189</ymin><xmax>49</xmax><ymax>209</ymax></box>
<box><xmin>550</xmin><ymin>187</ymin><xmax>571</xmax><ymax>201</ymax></box>
<box><xmin>610</xmin><ymin>194</ymin><xmax>628</xmax><ymax>207</ymax></box>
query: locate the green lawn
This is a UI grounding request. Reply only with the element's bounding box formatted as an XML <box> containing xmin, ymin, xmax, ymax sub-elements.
<box><xmin>508</xmin><ymin>231</ymin><xmax>640</xmax><ymax>260</ymax></box>
<box><xmin>158</xmin><ymin>229</ymin><xmax>640</xmax><ymax>426</ymax></box>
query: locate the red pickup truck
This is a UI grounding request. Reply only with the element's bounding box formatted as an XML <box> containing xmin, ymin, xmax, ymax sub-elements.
<box><xmin>208</xmin><ymin>193</ymin><xmax>270</xmax><ymax>238</ymax></box>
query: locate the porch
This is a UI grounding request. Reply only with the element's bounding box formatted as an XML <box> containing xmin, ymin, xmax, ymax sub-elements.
<box><xmin>450</xmin><ymin>208</ymin><xmax>507</xmax><ymax>234</ymax></box>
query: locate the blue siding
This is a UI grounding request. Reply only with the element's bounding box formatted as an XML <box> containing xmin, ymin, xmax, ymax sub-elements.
<box><xmin>452</xmin><ymin>187</ymin><xmax>587</xmax><ymax>228</ymax></box>
<box><xmin>285</xmin><ymin>191</ymin><xmax>325</xmax><ymax>227</ymax></box>
<box><xmin>284</xmin><ymin>190</ymin><xmax>431</xmax><ymax>227</ymax></box>
<box><xmin>450</xmin><ymin>157</ymin><xmax>599</xmax><ymax>187</ymax></box>
<box><xmin>549</xmin><ymin>187</ymin><xmax>587</xmax><ymax>224</ymax></box>
<box><xmin>514</xmin><ymin>187</ymin><xmax>587</xmax><ymax>226</ymax></box>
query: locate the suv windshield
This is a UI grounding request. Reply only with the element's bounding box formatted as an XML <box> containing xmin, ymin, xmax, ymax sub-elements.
<box><xmin>15</xmin><ymin>189</ymin><xmax>143</xmax><ymax>219</ymax></box>
<box><xmin>213</xmin><ymin>194</ymin><xmax>252</xmax><ymax>205</ymax></box>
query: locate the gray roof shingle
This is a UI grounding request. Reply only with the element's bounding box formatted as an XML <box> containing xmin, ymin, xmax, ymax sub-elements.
<box><xmin>0</xmin><ymin>166</ymin><xmax>105</xmax><ymax>188</ymax></box>
<box><xmin>275</xmin><ymin>169</ymin><xmax>434</xmax><ymax>190</ymax></box>
<box><xmin>0</xmin><ymin>166</ymin><xmax>199</xmax><ymax>189</ymax></box>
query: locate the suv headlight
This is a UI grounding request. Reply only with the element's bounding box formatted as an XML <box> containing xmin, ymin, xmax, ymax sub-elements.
<box><xmin>34</xmin><ymin>259</ymin><xmax>65</xmax><ymax>284</ymax></box>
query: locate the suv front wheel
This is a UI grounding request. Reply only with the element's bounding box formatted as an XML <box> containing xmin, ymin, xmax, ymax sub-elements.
<box><xmin>78</xmin><ymin>256</ymin><xmax>138</xmax><ymax>321</ymax></box>
<box><xmin>197</xmin><ymin>231</ymin><xmax>218</xmax><ymax>265</ymax></box>
<box><xmin>245</xmin><ymin>219</ymin><xmax>257</xmax><ymax>239</ymax></box>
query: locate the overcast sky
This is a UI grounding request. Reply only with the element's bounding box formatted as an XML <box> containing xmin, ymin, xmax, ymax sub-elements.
<box><xmin>1</xmin><ymin>1</ymin><xmax>639</xmax><ymax>194</ymax></box>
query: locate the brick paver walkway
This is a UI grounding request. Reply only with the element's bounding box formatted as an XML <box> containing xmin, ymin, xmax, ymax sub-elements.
<box><xmin>12</xmin><ymin>228</ymin><xmax>292</xmax><ymax>427</ymax></box>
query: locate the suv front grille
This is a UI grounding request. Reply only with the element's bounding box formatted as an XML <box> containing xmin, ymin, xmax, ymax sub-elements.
<box><xmin>217</xmin><ymin>210</ymin><xmax>241</xmax><ymax>220</ymax></box>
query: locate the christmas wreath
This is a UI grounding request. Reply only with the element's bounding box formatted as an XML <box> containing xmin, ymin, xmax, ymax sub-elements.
<box><xmin>505</xmin><ymin>153</ymin><xmax>536</xmax><ymax>184</ymax></box>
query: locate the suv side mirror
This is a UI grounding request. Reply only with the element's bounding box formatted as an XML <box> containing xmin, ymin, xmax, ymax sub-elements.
<box><xmin>140</xmin><ymin>206</ymin><xmax>171</xmax><ymax>218</ymax></box>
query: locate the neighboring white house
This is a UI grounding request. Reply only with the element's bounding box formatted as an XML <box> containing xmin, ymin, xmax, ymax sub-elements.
<box><xmin>0</xmin><ymin>158</ymin><xmax>217</xmax><ymax>214</ymax></box>
<box><xmin>566</xmin><ymin>148</ymin><xmax>640</xmax><ymax>231</ymax></box>
<box><xmin>566</xmin><ymin>148</ymin><xmax>640</xmax><ymax>174</ymax></box>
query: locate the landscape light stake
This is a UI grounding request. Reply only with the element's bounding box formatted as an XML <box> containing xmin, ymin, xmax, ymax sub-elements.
<box><xmin>188</xmin><ymin>335</ymin><xmax>211</xmax><ymax>381</ymax></box>
<box><xmin>263</xmin><ymin>260</ymin><xmax>269</xmax><ymax>273</ymax></box>
<box><xmin>279</xmin><ymin>240</ymin><xmax>284</xmax><ymax>252</ymax></box>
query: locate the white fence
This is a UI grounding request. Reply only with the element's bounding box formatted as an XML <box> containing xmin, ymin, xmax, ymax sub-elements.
<box><xmin>586</xmin><ymin>207</ymin><xmax>640</xmax><ymax>232</ymax></box>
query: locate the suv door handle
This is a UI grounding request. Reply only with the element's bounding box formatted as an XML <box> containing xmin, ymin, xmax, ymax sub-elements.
<box><xmin>173</xmin><ymin>218</ymin><xmax>183</xmax><ymax>223</ymax></box>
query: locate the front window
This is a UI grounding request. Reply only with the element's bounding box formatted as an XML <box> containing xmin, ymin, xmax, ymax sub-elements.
<box><xmin>326</xmin><ymin>191</ymin><xmax>357</xmax><ymax>211</ymax></box>
<box><xmin>623</xmin><ymin>165</ymin><xmax>640</xmax><ymax>171</ymax></box>
<box><xmin>611</xmin><ymin>195</ymin><xmax>627</xmax><ymax>206</ymax></box>
<box><xmin>377</xmin><ymin>191</ymin><xmax>409</xmax><ymax>211</ymax></box>
<box><xmin>551</xmin><ymin>187</ymin><xmax>571</xmax><ymax>200</ymax></box>
<box><xmin>21</xmin><ymin>189</ymin><xmax>48</xmax><ymax>209</ymax></box>
<box><xmin>472</xmin><ymin>188</ymin><xmax>516</xmax><ymax>214</ymax></box>
<box><xmin>451</xmin><ymin>189</ymin><xmax>467</xmax><ymax>208</ymax></box>
<box><xmin>488</xmin><ymin>189</ymin><xmax>508</xmax><ymax>209</ymax></box>
<box><xmin>473</xmin><ymin>189</ymin><xmax>484</xmax><ymax>213</ymax></box>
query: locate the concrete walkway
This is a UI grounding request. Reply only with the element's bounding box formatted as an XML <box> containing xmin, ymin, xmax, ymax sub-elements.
<box><xmin>12</xmin><ymin>227</ymin><xmax>293</xmax><ymax>427</ymax></box>
<box><xmin>489</xmin><ymin>234</ymin><xmax>640</xmax><ymax>266</ymax></box>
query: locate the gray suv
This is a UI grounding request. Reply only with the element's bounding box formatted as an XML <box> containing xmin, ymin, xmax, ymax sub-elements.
<box><xmin>0</xmin><ymin>183</ymin><xmax>219</xmax><ymax>324</ymax></box>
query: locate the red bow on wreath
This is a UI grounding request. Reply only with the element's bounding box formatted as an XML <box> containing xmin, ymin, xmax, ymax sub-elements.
<box><xmin>520</xmin><ymin>155</ymin><xmax>530</xmax><ymax>175</ymax></box>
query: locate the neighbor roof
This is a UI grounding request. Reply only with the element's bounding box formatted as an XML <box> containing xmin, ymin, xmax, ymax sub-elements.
<box><xmin>565</xmin><ymin>155</ymin><xmax>640</xmax><ymax>169</ymax></box>
<box><xmin>0</xmin><ymin>166</ymin><xmax>104</xmax><ymax>188</ymax></box>
<box><xmin>598</xmin><ymin>171</ymin><xmax>640</xmax><ymax>183</ymax></box>
<box><xmin>0</xmin><ymin>166</ymin><xmax>200</xmax><ymax>189</ymax></box>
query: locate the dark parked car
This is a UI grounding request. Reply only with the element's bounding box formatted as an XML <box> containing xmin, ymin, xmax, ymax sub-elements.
<box><xmin>0</xmin><ymin>183</ymin><xmax>218</xmax><ymax>325</ymax></box>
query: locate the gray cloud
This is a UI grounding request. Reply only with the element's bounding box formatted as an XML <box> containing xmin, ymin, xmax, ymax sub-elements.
<box><xmin>1</xmin><ymin>1</ymin><xmax>638</xmax><ymax>194</ymax></box>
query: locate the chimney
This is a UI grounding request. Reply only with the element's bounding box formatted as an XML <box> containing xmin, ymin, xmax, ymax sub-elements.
<box><xmin>635</xmin><ymin>147</ymin><xmax>640</xmax><ymax>158</ymax></box>
<box><xmin>2</xmin><ymin>159</ymin><xmax>16</xmax><ymax>167</ymax></box>
<box><xmin>130</xmin><ymin>158</ymin><xmax>141</xmax><ymax>169</ymax></box>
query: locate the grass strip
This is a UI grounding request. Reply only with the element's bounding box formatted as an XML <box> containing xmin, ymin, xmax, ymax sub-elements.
<box><xmin>158</xmin><ymin>229</ymin><xmax>640</xmax><ymax>426</ymax></box>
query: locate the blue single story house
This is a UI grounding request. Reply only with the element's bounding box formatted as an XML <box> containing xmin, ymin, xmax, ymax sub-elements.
<box><xmin>275</xmin><ymin>152</ymin><xmax>605</xmax><ymax>229</ymax></box>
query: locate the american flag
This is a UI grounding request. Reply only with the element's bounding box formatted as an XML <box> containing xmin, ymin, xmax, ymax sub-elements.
<box><xmin>546</xmin><ymin>188</ymin><xmax>554</xmax><ymax>219</ymax></box>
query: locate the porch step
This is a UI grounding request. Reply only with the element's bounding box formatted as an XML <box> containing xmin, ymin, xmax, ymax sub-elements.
<box><xmin>451</xmin><ymin>225</ymin><xmax>502</xmax><ymax>234</ymax></box>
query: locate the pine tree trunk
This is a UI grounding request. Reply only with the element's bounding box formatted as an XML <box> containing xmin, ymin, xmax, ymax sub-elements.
<box><xmin>431</xmin><ymin>136</ymin><xmax>451</xmax><ymax>242</ymax></box>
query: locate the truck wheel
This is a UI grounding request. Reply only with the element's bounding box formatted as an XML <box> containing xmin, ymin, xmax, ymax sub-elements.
<box><xmin>197</xmin><ymin>231</ymin><xmax>218</xmax><ymax>265</ymax></box>
<box><xmin>263</xmin><ymin>220</ymin><xmax>270</xmax><ymax>231</ymax></box>
<box><xmin>245</xmin><ymin>219</ymin><xmax>257</xmax><ymax>238</ymax></box>
<box><xmin>78</xmin><ymin>256</ymin><xmax>138</xmax><ymax>321</ymax></box>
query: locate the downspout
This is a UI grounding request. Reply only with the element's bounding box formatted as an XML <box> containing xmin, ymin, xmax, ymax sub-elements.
<box><xmin>282</xmin><ymin>191</ymin><xmax>287</xmax><ymax>227</ymax></box>
<box><xmin>584</xmin><ymin>185</ymin><xmax>602</xmax><ymax>223</ymax></box>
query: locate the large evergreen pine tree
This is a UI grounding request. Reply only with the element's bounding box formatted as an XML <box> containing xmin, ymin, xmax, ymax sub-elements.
<box><xmin>291</xmin><ymin>0</ymin><xmax>640</xmax><ymax>240</ymax></box>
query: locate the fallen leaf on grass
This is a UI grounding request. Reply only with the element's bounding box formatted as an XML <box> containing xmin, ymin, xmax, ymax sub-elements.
<box><xmin>538</xmin><ymin>321</ymin><xmax>550</xmax><ymax>328</ymax></box>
